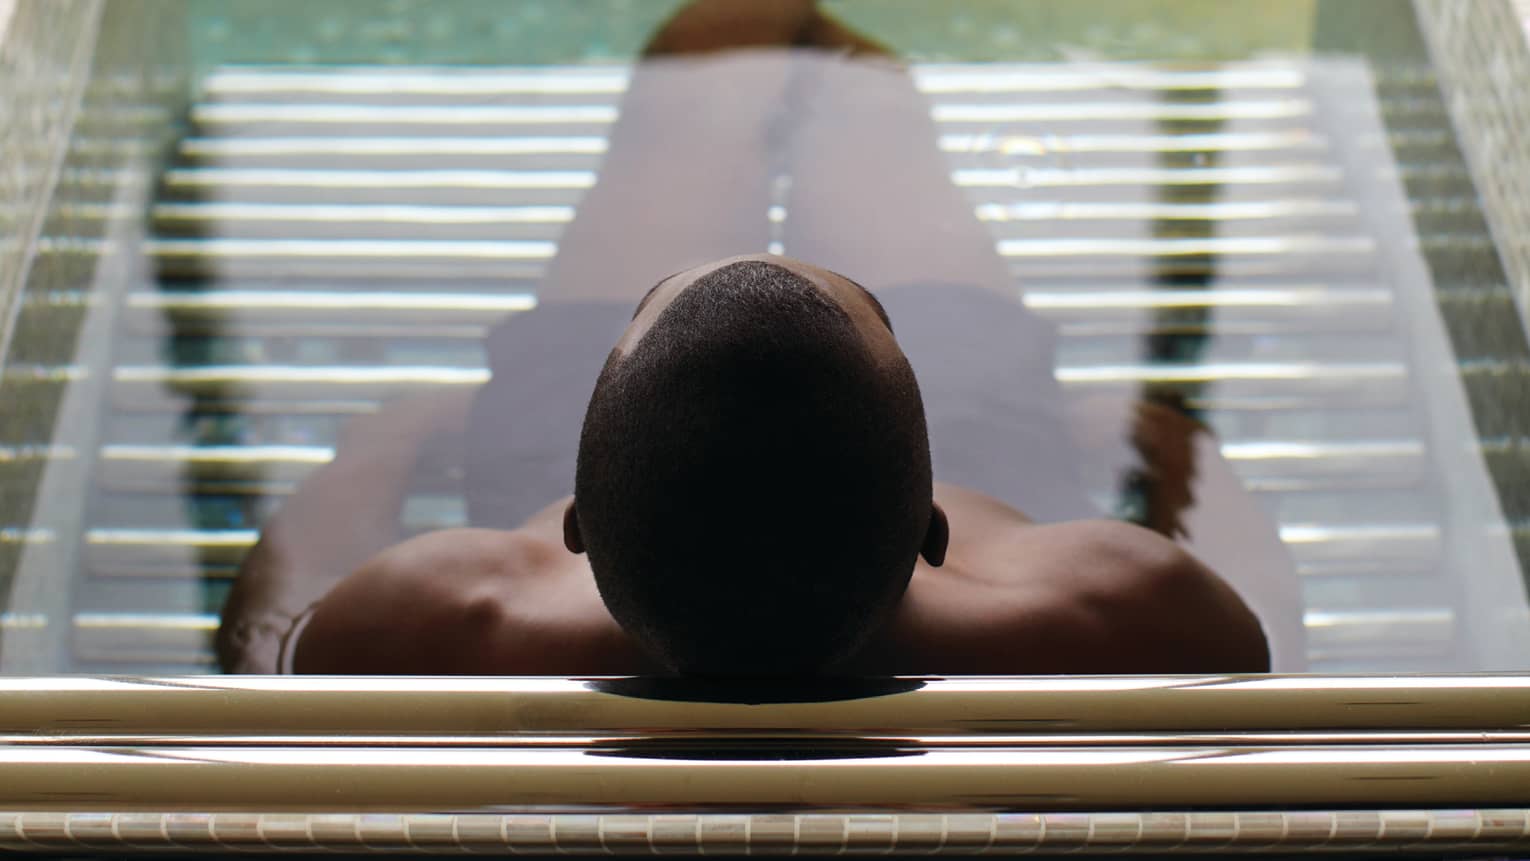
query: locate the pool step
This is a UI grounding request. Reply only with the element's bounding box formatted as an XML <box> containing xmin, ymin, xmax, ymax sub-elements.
<box><xmin>86</xmin><ymin>359</ymin><xmax>1414</xmax><ymax>417</ymax></box>
<box><xmin>121</xmin><ymin>284</ymin><xmax>1397</xmax><ymax>340</ymax></box>
<box><xmin>146</xmin><ymin>198</ymin><xmax>1373</xmax><ymax>239</ymax></box>
<box><xmin>87</xmin><ymin>438</ymin><xmax>1430</xmax><ymax>497</ymax></box>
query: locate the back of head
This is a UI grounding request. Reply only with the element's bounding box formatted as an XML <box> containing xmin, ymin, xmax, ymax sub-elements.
<box><xmin>575</xmin><ymin>260</ymin><xmax>932</xmax><ymax>676</ymax></box>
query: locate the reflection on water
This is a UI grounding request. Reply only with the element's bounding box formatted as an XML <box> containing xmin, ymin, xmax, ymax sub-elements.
<box><xmin>2</xmin><ymin>0</ymin><xmax>1529</xmax><ymax>676</ymax></box>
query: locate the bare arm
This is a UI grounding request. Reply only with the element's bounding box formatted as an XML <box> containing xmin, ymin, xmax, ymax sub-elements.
<box><xmin>1067</xmin><ymin>395</ymin><xmax>1307</xmax><ymax>670</ymax></box>
<box><xmin>215</xmin><ymin>389</ymin><xmax>476</xmax><ymax>673</ymax></box>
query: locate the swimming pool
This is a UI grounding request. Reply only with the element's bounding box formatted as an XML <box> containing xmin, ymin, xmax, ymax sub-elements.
<box><xmin>2</xmin><ymin>0</ymin><xmax>1530</xmax><ymax>677</ymax></box>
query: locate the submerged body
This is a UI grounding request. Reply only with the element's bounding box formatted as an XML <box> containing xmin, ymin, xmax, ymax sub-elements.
<box><xmin>217</xmin><ymin>0</ymin><xmax>1297</xmax><ymax>677</ymax></box>
<box><xmin>279</xmin><ymin>255</ymin><xmax>1270</xmax><ymax>677</ymax></box>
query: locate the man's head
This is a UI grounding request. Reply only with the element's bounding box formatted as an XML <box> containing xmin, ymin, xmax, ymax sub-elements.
<box><xmin>567</xmin><ymin>254</ymin><xmax>947</xmax><ymax>676</ymax></box>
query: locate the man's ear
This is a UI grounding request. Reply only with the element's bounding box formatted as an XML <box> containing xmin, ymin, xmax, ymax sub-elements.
<box><xmin>920</xmin><ymin>501</ymin><xmax>949</xmax><ymax>567</ymax></box>
<box><xmin>563</xmin><ymin>500</ymin><xmax>586</xmax><ymax>554</ymax></box>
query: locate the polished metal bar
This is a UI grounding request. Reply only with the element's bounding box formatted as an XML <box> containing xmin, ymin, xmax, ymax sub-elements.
<box><xmin>10</xmin><ymin>676</ymin><xmax>1526</xmax><ymax>735</ymax></box>
<box><xmin>4</xmin><ymin>741</ymin><xmax>1530</xmax><ymax>812</ymax></box>
<box><xmin>4</xmin><ymin>808</ymin><xmax>1529</xmax><ymax>854</ymax></box>
<box><xmin>13</xmin><ymin>729</ymin><xmax>1530</xmax><ymax>749</ymax></box>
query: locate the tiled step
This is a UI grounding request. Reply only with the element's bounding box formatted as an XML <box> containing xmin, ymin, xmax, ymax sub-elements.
<box><xmin>197</xmin><ymin>64</ymin><xmax>1316</xmax><ymax>103</ymax></box>
<box><xmin>87</xmin><ymin>438</ymin><xmax>1429</xmax><ymax>497</ymax></box>
<box><xmin>144</xmin><ymin>236</ymin><xmax>1379</xmax><ymax>282</ymax></box>
<box><xmin>176</xmin><ymin>130</ymin><xmax>1336</xmax><ymax>169</ymax></box>
<box><xmin>145</xmin><ymin>198</ymin><xmax>1366</xmax><ymax>240</ymax></box>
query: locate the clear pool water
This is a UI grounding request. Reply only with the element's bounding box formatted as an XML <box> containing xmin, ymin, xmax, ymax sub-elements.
<box><xmin>2</xmin><ymin>0</ymin><xmax>1528</xmax><ymax>674</ymax></box>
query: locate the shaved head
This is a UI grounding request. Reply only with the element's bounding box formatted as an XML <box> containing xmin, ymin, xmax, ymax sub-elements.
<box><xmin>571</xmin><ymin>257</ymin><xmax>935</xmax><ymax>675</ymax></box>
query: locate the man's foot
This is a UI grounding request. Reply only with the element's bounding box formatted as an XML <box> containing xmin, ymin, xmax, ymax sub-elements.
<box><xmin>802</xmin><ymin>9</ymin><xmax>894</xmax><ymax>58</ymax></box>
<box><xmin>643</xmin><ymin>0</ymin><xmax>819</xmax><ymax>56</ymax></box>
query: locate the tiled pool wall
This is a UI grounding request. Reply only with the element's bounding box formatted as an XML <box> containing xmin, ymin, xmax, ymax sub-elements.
<box><xmin>1414</xmin><ymin>0</ymin><xmax>1530</xmax><ymax>338</ymax></box>
<box><xmin>1405</xmin><ymin>0</ymin><xmax>1530</xmax><ymax>576</ymax></box>
<box><xmin>179</xmin><ymin>0</ymin><xmax>1320</xmax><ymax>67</ymax></box>
<box><xmin>0</xmin><ymin>0</ymin><xmax>186</xmax><ymax>649</ymax></box>
<box><xmin>0</xmin><ymin>0</ymin><xmax>99</xmax><ymax>365</ymax></box>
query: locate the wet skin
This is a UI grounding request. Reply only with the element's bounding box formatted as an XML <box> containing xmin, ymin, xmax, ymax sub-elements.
<box><xmin>291</xmin><ymin>255</ymin><xmax>1270</xmax><ymax>676</ymax></box>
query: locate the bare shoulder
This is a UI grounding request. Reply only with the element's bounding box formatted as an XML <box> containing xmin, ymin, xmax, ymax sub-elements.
<box><xmin>291</xmin><ymin>528</ymin><xmax>562</xmax><ymax>673</ymax></box>
<box><xmin>870</xmin><ymin>517</ymin><xmax>1270</xmax><ymax>674</ymax></box>
<box><xmin>360</xmin><ymin>527</ymin><xmax>562</xmax><ymax>583</ymax></box>
<box><xmin>1023</xmin><ymin>518</ymin><xmax>1204</xmax><ymax>580</ymax></box>
<box><xmin>1007</xmin><ymin>519</ymin><xmax>1270</xmax><ymax>672</ymax></box>
<box><xmin>966</xmin><ymin>517</ymin><xmax>1206</xmax><ymax>595</ymax></box>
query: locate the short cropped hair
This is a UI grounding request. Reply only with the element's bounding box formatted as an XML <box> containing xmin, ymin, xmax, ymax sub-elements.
<box><xmin>574</xmin><ymin>260</ymin><xmax>932</xmax><ymax>676</ymax></box>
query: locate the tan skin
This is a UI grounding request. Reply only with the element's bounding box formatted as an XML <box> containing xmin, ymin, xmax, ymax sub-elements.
<box><xmin>291</xmin><ymin>255</ymin><xmax>1270</xmax><ymax>676</ymax></box>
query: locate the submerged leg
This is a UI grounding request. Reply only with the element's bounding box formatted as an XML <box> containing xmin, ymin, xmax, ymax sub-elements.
<box><xmin>775</xmin><ymin>27</ymin><xmax>1094</xmax><ymax>521</ymax></box>
<box><xmin>781</xmin><ymin>46</ymin><xmax>1013</xmax><ymax>294</ymax></box>
<box><xmin>540</xmin><ymin>2</ymin><xmax>822</xmax><ymax>301</ymax></box>
<box><xmin>1069</xmin><ymin>396</ymin><xmax>1308</xmax><ymax>670</ymax></box>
